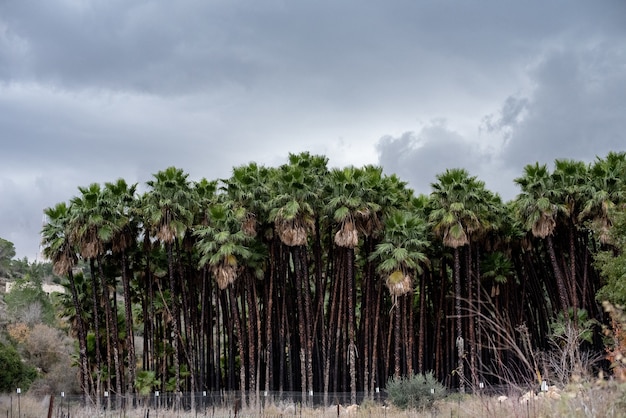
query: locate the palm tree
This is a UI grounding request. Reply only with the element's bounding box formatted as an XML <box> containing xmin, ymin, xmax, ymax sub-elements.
<box><xmin>370</xmin><ymin>209</ymin><xmax>429</xmax><ymax>378</ymax></box>
<box><xmin>222</xmin><ymin>163</ymin><xmax>274</xmax><ymax>398</ymax></box>
<box><xmin>69</xmin><ymin>183</ymin><xmax>122</xmax><ymax>403</ymax></box>
<box><xmin>143</xmin><ymin>167</ymin><xmax>194</xmax><ymax>396</ymax></box>
<box><xmin>194</xmin><ymin>195</ymin><xmax>255</xmax><ymax>399</ymax></box>
<box><xmin>41</xmin><ymin>202</ymin><xmax>91</xmax><ymax>403</ymax></box>
<box><xmin>326</xmin><ymin>165</ymin><xmax>384</xmax><ymax>403</ymax></box>
<box><xmin>514</xmin><ymin>163</ymin><xmax>569</xmax><ymax>312</ymax></box>
<box><xmin>267</xmin><ymin>153</ymin><xmax>326</xmax><ymax>400</ymax></box>
<box><xmin>551</xmin><ymin>159</ymin><xmax>589</xmax><ymax>313</ymax></box>
<box><xmin>429</xmin><ymin>168</ymin><xmax>485</xmax><ymax>393</ymax></box>
<box><xmin>581</xmin><ymin>152</ymin><xmax>626</xmax><ymax>244</ymax></box>
<box><xmin>104</xmin><ymin>179</ymin><xmax>139</xmax><ymax>395</ymax></box>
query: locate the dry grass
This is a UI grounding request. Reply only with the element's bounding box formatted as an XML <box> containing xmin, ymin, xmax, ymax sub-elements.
<box><xmin>2</xmin><ymin>382</ymin><xmax>626</xmax><ymax>418</ymax></box>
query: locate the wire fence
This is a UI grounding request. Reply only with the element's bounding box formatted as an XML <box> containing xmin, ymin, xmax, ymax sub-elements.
<box><xmin>1</xmin><ymin>390</ymin><xmax>391</xmax><ymax>418</ymax></box>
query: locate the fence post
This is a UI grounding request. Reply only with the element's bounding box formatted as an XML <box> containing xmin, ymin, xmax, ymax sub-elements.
<box><xmin>46</xmin><ymin>394</ymin><xmax>55</xmax><ymax>418</ymax></box>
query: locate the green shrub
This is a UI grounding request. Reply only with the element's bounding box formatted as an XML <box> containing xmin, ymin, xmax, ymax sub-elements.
<box><xmin>0</xmin><ymin>341</ymin><xmax>38</xmax><ymax>392</ymax></box>
<box><xmin>386</xmin><ymin>371</ymin><xmax>446</xmax><ymax>410</ymax></box>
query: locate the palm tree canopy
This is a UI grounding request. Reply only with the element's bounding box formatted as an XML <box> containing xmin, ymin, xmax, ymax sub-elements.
<box><xmin>429</xmin><ymin>168</ymin><xmax>488</xmax><ymax>248</ymax></box>
<box><xmin>513</xmin><ymin>163</ymin><xmax>564</xmax><ymax>239</ymax></box>
<box><xmin>143</xmin><ymin>166</ymin><xmax>194</xmax><ymax>244</ymax></box>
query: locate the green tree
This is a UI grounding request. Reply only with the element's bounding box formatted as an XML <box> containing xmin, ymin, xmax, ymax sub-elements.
<box><xmin>143</xmin><ymin>167</ymin><xmax>194</xmax><ymax>396</ymax></box>
<box><xmin>581</xmin><ymin>152</ymin><xmax>626</xmax><ymax>244</ymax></box>
<box><xmin>514</xmin><ymin>163</ymin><xmax>569</xmax><ymax>312</ymax></box>
<box><xmin>195</xmin><ymin>196</ymin><xmax>258</xmax><ymax>400</ymax></box>
<box><xmin>69</xmin><ymin>182</ymin><xmax>122</xmax><ymax>402</ymax></box>
<box><xmin>371</xmin><ymin>209</ymin><xmax>429</xmax><ymax>378</ymax></box>
<box><xmin>104</xmin><ymin>178</ymin><xmax>139</xmax><ymax>394</ymax></box>
<box><xmin>0</xmin><ymin>341</ymin><xmax>38</xmax><ymax>392</ymax></box>
<box><xmin>41</xmin><ymin>202</ymin><xmax>91</xmax><ymax>403</ymax></box>
<box><xmin>326</xmin><ymin>165</ymin><xmax>383</xmax><ymax>403</ymax></box>
<box><xmin>595</xmin><ymin>209</ymin><xmax>626</xmax><ymax>306</ymax></box>
<box><xmin>0</xmin><ymin>237</ymin><xmax>16</xmax><ymax>278</ymax></box>
<box><xmin>429</xmin><ymin>168</ymin><xmax>485</xmax><ymax>393</ymax></box>
<box><xmin>267</xmin><ymin>153</ymin><xmax>327</xmax><ymax>399</ymax></box>
<box><xmin>4</xmin><ymin>276</ymin><xmax>55</xmax><ymax>325</ymax></box>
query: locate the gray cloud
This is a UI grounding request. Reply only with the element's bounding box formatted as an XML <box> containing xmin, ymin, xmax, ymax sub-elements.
<box><xmin>499</xmin><ymin>43</ymin><xmax>626</xmax><ymax>171</ymax></box>
<box><xmin>1</xmin><ymin>1</ymin><xmax>625</xmax><ymax>259</ymax></box>
<box><xmin>376</xmin><ymin>120</ymin><xmax>508</xmax><ymax>199</ymax></box>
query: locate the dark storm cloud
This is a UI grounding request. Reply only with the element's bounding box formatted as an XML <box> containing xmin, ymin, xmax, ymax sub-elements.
<box><xmin>501</xmin><ymin>44</ymin><xmax>626</xmax><ymax>166</ymax></box>
<box><xmin>2</xmin><ymin>1</ymin><xmax>611</xmax><ymax>96</ymax></box>
<box><xmin>376</xmin><ymin>2</ymin><xmax>626</xmax><ymax>202</ymax></box>
<box><xmin>377</xmin><ymin>38</ymin><xmax>626</xmax><ymax>200</ymax></box>
<box><xmin>1</xmin><ymin>0</ymin><xmax>625</xmax><ymax>259</ymax></box>
<box><xmin>377</xmin><ymin>121</ymin><xmax>491</xmax><ymax>196</ymax></box>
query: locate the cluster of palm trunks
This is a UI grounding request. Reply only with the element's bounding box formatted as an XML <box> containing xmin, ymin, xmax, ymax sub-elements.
<box><xmin>42</xmin><ymin>151</ymin><xmax>624</xmax><ymax>405</ymax></box>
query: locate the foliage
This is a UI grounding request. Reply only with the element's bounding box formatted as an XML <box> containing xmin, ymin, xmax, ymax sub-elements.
<box><xmin>26</xmin><ymin>150</ymin><xmax>626</xmax><ymax>401</ymax></box>
<box><xmin>550</xmin><ymin>308</ymin><xmax>597</xmax><ymax>344</ymax></box>
<box><xmin>385</xmin><ymin>372</ymin><xmax>446</xmax><ymax>410</ymax></box>
<box><xmin>545</xmin><ymin>309</ymin><xmax>601</xmax><ymax>385</ymax></box>
<box><xmin>601</xmin><ymin>301</ymin><xmax>626</xmax><ymax>381</ymax></box>
<box><xmin>7</xmin><ymin>322</ymin><xmax>30</xmax><ymax>344</ymax></box>
<box><xmin>3</xmin><ymin>276</ymin><xmax>56</xmax><ymax>325</ymax></box>
<box><xmin>595</xmin><ymin>209</ymin><xmax>626</xmax><ymax>306</ymax></box>
<box><xmin>135</xmin><ymin>370</ymin><xmax>158</xmax><ymax>396</ymax></box>
<box><xmin>0</xmin><ymin>341</ymin><xmax>38</xmax><ymax>392</ymax></box>
<box><xmin>24</xmin><ymin>323</ymin><xmax>72</xmax><ymax>373</ymax></box>
<box><xmin>0</xmin><ymin>237</ymin><xmax>16</xmax><ymax>278</ymax></box>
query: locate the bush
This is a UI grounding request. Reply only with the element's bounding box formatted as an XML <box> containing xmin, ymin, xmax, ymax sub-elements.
<box><xmin>0</xmin><ymin>341</ymin><xmax>38</xmax><ymax>392</ymax></box>
<box><xmin>386</xmin><ymin>372</ymin><xmax>446</xmax><ymax>410</ymax></box>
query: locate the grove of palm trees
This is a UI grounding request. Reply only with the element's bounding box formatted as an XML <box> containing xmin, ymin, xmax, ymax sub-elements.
<box><xmin>38</xmin><ymin>150</ymin><xmax>626</xmax><ymax>408</ymax></box>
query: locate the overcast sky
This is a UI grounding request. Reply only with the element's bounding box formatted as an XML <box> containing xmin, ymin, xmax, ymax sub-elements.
<box><xmin>1</xmin><ymin>1</ymin><xmax>625</xmax><ymax>261</ymax></box>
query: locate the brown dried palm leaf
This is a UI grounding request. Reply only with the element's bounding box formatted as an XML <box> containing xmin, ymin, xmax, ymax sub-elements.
<box><xmin>443</xmin><ymin>228</ymin><xmax>468</xmax><ymax>249</ymax></box>
<box><xmin>82</xmin><ymin>240</ymin><xmax>101</xmax><ymax>259</ymax></box>
<box><xmin>593</xmin><ymin>217</ymin><xmax>613</xmax><ymax>245</ymax></box>
<box><xmin>532</xmin><ymin>213</ymin><xmax>556</xmax><ymax>239</ymax></box>
<box><xmin>334</xmin><ymin>221</ymin><xmax>359</xmax><ymax>248</ymax></box>
<box><xmin>276</xmin><ymin>218</ymin><xmax>308</xmax><ymax>246</ymax></box>
<box><xmin>211</xmin><ymin>263</ymin><xmax>238</xmax><ymax>290</ymax></box>
<box><xmin>386</xmin><ymin>270</ymin><xmax>413</xmax><ymax>296</ymax></box>
<box><xmin>357</xmin><ymin>214</ymin><xmax>382</xmax><ymax>237</ymax></box>
<box><xmin>112</xmin><ymin>232</ymin><xmax>131</xmax><ymax>253</ymax></box>
<box><xmin>156</xmin><ymin>223</ymin><xmax>177</xmax><ymax>243</ymax></box>
<box><xmin>242</xmin><ymin>213</ymin><xmax>257</xmax><ymax>237</ymax></box>
<box><xmin>521</xmin><ymin>236</ymin><xmax>533</xmax><ymax>251</ymax></box>
<box><xmin>52</xmin><ymin>254</ymin><xmax>73</xmax><ymax>276</ymax></box>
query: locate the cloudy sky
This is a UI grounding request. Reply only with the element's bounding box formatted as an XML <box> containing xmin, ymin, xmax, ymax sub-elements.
<box><xmin>1</xmin><ymin>0</ymin><xmax>625</xmax><ymax>261</ymax></box>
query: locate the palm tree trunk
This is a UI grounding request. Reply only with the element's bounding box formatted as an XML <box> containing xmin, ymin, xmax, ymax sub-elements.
<box><xmin>299</xmin><ymin>247</ymin><xmax>314</xmax><ymax>400</ymax></box>
<box><xmin>227</xmin><ymin>285</ymin><xmax>247</xmax><ymax>404</ymax></box>
<box><xmin>166</xmin><ymin>242</ymin><xmax>181</xmax><ymax>396</ymax></box>
<box><xmin>467</xmin><ymin>245</ymin><xmax>477</xmax><ymax>391</ymax></box>
<box><xmin>244</xmin><ymin>273</ymin><xmax>258</xmax><ymax>402</ymax></box>
<box><xmin>324</xmin><ymin>248</ymin><xmax>341</xmax><ymax>400</ymax></box>
<box><xmin>418</xmin><ymin>269</ymin><xmax>427</xmax><ymax>374</ymax></box>
<box><xmin>362</xmin><ymin>260</ymin><xmax>372</xmax><ymax>397</ymax></box>
<box><xmin>454</xmin><ymin>247</ymin><xmax>465</xmax><ymax>393</ymax></box>
<box><xmin>369</xmin><ymin>277</ymin><xmax>382</xmax><ymax>395</ymax></box>
<box><xmin>67</xmin><ymin>268</ymin><xmax>92</xmax><ymax>404</ymax></box>
<box><xmin>97</xmin><ymin>257</ymin><xmax>122</xmax><ymax>407</ymax></box>
<box><xmin>290</xmin><ymin>247</ymin><xmax>308</xmax><ymax>400</ymax></box>
<box><xmin>568</xmin><ymin>223</ymin><xmax>578</xmax><ymax>314</ymax></box>
<box><xmin>264</xmin><ymin>253</ymin><xmax>275</xmax><ymax>394</ymax></box>
<box><xmin>121</xmin><ymin>251</ymin><xmax>137</xmax><ymax>396</ymax></box>
<box><xmin>346</xmin><ymin>247</ymin><xmax>357</xmax><ymax>404</ymax></box>
<box><xmin>393</xmin><ymin>298</ymin><xmax>401</xmax><ymax>378</ymax></box>
<box><xmin>435</xmin><ymin>258</ymin><xmax>447</xmax><ymax>381</ymax></box>
<box><xmin>407</xmin><ymin>293</ymin><xmax>415</xmax><ymax>376</ymax></box>
<box><xmin>293</xmin><ymin>246</ymin><xmax>313</xmax><ymax>400</ymax></box>
<box><xmin>546</xmin><ymin>235</ymin><xmax>570</xmax><ymax>312</ymax></box>
<box><xmin>88</xmin><ymin>259</ymin><xmax>103</xmax><ymax>408</ymax></box>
